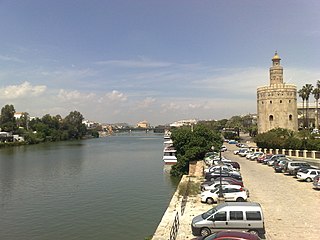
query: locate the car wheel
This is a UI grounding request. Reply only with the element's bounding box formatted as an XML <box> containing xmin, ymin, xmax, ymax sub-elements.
<box><xmin>206</xmin><ymin>197</ymin><xmax>214</xmax><ymax>204</ymax></box>
<box><xmin>306</xmin><ymin>177</ymin><xmax>312</xmax><ymax>182</ymax></box>
<box><xmin>200</xmin><ymin>227</ymin><xmax>211</xmax><ymax>237</ymax></box>
<box><xmin>248</xmin><ymin>230</ymin><xmax>259</xmax><ymax>236</ymax></box>
<box><xmin>236</xmin><ymin>197</ymin><xmax>245</xmax><ymax>202</ymax></box>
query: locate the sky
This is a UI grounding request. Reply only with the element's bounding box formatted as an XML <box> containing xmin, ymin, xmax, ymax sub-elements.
<box><xmin>0</xmin><ymin>0</ymin><xmax>319</xmax><ymax>126</ymax></box>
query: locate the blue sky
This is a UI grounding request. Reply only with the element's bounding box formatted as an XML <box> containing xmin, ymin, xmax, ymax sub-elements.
<box><xmin>0</xmin><ymin>0</ymin><xmax>319</xmax><ymax>126</ymax></box>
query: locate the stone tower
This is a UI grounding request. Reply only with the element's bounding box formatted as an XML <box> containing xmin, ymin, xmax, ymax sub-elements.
<box><xmin>257</xmin><ymin>52</ymin><xmax>298</xmax><ymax>133</ymax></box>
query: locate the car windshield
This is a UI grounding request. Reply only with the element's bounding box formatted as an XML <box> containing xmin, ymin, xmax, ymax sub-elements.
<box><xmin>210</xmin><ymin>188</ymin><xmax>219</xmax><ymax>193</ymax></box>
<box><xmin>202</xmin><ymin>207</ymin><xmax>217</xmax><ymax>219</ymax></box>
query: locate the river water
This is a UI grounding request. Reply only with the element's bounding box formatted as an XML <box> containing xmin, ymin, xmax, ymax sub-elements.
<box><xmin>0</xmin><ymin>132</ymin><xmax>179</xmax><ymax>240</ymax></box>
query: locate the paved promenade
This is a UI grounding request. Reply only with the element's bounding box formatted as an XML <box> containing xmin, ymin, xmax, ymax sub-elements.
<box><xmin>152</xmin><ymin>144</ymin><xmax>320</xmax><ymax>240</ymax></box>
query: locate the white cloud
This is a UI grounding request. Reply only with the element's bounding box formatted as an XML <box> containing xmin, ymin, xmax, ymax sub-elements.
<box><xmin>136</xmin><ymin>97</ymin><xmax>156</xmax><ymax>108</ymax></box>
<box><xmin>105</xmin><ymin>90</ymin><xmax>127</xmax><ymax>102</ymax></box>
<box><xmin>0</xmin><ymin>81</ymin><xmax>46</xmax><ymax>99</ymax></box>
<box><xmin>57</xmin><ymin>89</ymin><xmax>96</xmax><ymax>101</ymax></box>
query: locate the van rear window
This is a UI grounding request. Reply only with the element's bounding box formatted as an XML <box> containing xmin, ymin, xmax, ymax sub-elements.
<box><xmin>246</xmin><ymin>211</ymin><xmax>262</xmax><ymax>220</ymax></box>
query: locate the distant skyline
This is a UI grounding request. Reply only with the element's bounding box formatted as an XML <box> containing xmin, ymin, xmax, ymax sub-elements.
<box><xmin>0</xmin><ymin>0</ymin><xmax>319</xmax><ymax>125</ymax></box>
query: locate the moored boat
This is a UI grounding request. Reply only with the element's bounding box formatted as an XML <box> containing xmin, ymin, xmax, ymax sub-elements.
<box><xmin>163</xmin><ymin>145</ymin><xmax>177</xmax><ymax>165</ymax></box>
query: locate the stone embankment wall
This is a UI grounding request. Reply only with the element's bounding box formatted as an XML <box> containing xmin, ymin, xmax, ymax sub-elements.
<box><xmin>152</xmin><ymin>161</ymin><xmax>204</xmax><ymax>240</ymax></box>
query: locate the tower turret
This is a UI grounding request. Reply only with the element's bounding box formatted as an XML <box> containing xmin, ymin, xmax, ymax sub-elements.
<box><xmin>269</xmin><ymin>51</ymin><xmax>283</xmax><ymax>85</ymax></box>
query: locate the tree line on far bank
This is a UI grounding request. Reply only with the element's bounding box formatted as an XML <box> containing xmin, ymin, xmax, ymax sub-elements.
<box><xmin>0</xmin><ymin>104</ymin><xmax>98</xmax><ymax>146</ymax></box>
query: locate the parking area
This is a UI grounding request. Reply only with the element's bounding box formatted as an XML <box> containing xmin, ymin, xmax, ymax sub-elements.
<box><xmin>173</xmin><ymin>143</ymin><xmax>320</xmax><ymax>240</ymax></box>
<box><xmin>224</xmin><ymin>143</ymin><xmax>320</xmax><ymax>239</ymax></box>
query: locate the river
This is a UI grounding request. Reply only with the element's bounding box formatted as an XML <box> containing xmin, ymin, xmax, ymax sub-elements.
<box><xmin>0</xmin><ymin>132</ymin><xmax>179</xmax><ymax>240</ymax></box>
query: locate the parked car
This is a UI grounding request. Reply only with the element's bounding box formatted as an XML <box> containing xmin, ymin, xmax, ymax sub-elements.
<box><xmin>192</xmin><ymin>231</ymin><xmax>261</xmax><ymax>240</ymax></box>
<box><xmin>246</xmin><ymin>151</ymin><xmax>255</xmax><ymax>159</ymax></box>
<box><xmin>262</xmin><ymin>154</ymin><xmax>274</xmax><ymax>164</ymax></box>
<box><xmin>220</xmin><ymin>145</ymin><xmax>227</xmax><ymax>152</ymax></box>
<box><xmin>234</xmin><ymin>148</ymin><xmax>248</xmax><ymax>155</ymax></box>
<box><xmin>296</xmin><ymin>169</ymin><xmax>320</xmax><ymax>182</ymax></box>
<box><xmin>204</xmin><ymin>165</ymin><xmax>234</xmax><ymax>174</ymax></box>
<box><xmin>205</xmin><ymin>152</ymin><xmax>217</xmax><ymax>158</ymax></box>
<box><xmin>250</xmin><ymin>152</ymin><xmax>264</xmax><ymax>161</ymax></box>
<box><xmin>205</xmin><ymin>171</ymin><xmax>242</xmax><ymax>181</ymax></box>
<box><xmin>257</xmin><ymin>154</ymin><xmax>271</xmax><ymax>163</ymax></box>
<box><xmin>201</xmin><ymin>185</ymin><xmax>248</xmax><ymax>204</ymax></box>
<box><xmin>201</xmin><ymin>181</ymin><xmax>234</xmax><ymax>191</ymax></box>
<box><xmin>266</xmin><ymin>154</ymin><xmax>286</xmax><ymax>166</ymax></box>
<box><xmin>291</xmin><ymin>163</ymin><xmax>312</xmax><ymax>176</ymax></box>
<box><xmin>313</xmin><ymin>174</ymin><xmax>320</xmax><ymax>189</ymax></box>
<box><xmin>239</xmin><ymin>150</ymin><xmax>251</xmax><ymax>157</ymax></box>
<box><xmin>283</xmin><ymin>161</ymin><xmax>311</xmax><ymax>175</ymax></box>
<box><xmin>228</xmin><ymin>140</ymin><xmax>237</xmax><ymax>144</ymax></box>
<box><xmin>274</xmin><ymin>158</ymin><xmax>291</xmax><ymax>173</ymax></box>
<box><xmin>201</xmin><ymin>177</ymin><xmax>244</xmax><ymax>188</ymax></box>
<box><xmin>191</xmin><ymin>202</ymin><xmax>265</xmax><ymax>237</ymax></box>
<box><xmin>229</xmin><ymin>161</ymin><xmax>241</xmax><ymax>171</ymax></box>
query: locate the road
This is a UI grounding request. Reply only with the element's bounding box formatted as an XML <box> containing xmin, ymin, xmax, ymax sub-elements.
<box><xmin>224</xmin><ymin>143</ymin><xmax>320</xmax><ymax>240</ymax></box>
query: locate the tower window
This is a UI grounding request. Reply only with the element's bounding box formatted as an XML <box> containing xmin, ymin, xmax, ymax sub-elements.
<box><xmin>280</xmin><ymin>100</ymin><xmax>282</xmax><ymax>103</ymax></box>
<box><xmin>289</xmin><ymin>100</ymin><xmax>291</xmax><ymax>103</ymax></box>
<box><xmin>289</xmin><ymin>115</ymin><xmax>293</xmax><ymax>121</ymax></box>
<box><xmin>269</xmin><ymin>115</ymin><xmax>274</xmax><ymax>121</ymax></box>
<box><xmin>262</xmin><ymin>101</ymin><xmax>264</xmax><ymax>104</ymax></box>
<box><xmin>270</xmin><ymin>100</ymin><xmax>272</xmax><ymax>104</ymax></box>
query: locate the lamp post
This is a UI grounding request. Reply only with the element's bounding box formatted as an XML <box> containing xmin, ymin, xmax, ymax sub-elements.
<box><xmin>217</xmin><ymin>150</ymin><xmax>225</xmax><ymax>203</ymax></box>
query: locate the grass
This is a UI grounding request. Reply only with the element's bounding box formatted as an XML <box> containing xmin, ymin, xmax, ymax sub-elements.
<box><xmin>178</xmin><ymin>179</ymin><xmax>200</xmax><ymax>196</ymax></box>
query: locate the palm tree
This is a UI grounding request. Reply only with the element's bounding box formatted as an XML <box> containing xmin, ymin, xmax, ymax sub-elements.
<box><xmin>304</xmin><ymin>84</ymin><xmax>314</xmax><ymax>129</ymax></box>
<box><xmin>298</xmin><ymin>88</ymin><xmax>307</xmax><ymax>128</ymax></box>
<box><xmin>312</xmin><ymin>80</ymin><xmax>320</xmax><ymax>129</ymax></box>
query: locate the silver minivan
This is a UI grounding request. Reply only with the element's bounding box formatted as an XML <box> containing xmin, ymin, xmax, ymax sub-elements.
<box><xmin>191</xmin><ymin>202</ymin><xmax>265</xmax><ymax>237</ymax></box>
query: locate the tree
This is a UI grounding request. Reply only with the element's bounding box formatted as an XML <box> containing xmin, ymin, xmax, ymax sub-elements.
<box><xmin>170</xmin><ymin>124</ymin><xmax>222</xmax><ymax>177</ymax></box>
<box><xmin>312</xmin><ymin>80</ymin><xmax>320</xmax><ymax>129</ymax></box>
<box><xmin>62</xmin><ymin>111</ymin><xmax>87</xmax><ymax>139</ymax></box>
<box><xmin>225</xmin><ymin>116</ymin><xmax>242</xmax><ymax>137</ymax></box>
<box><xmin>303</xmin><ymin>84</ymin><xmax>313</xmax><ymax>129</ymax></box>
<box><xmin>298</xmin><ymin>87</ymin><xmax>307</xmax><ymax>128</ymax></box>
<box><xmin>0</xmin><ymin>104</ymin><xmax>17</xmax><ymax>132</ymax></box>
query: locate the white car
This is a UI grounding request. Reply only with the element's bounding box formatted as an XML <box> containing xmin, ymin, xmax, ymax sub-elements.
<box><xmin>238</xmin><ymin>150</ymin><xmax>250</xmax><ymax>157</ymax></box>
<box><xmin>234</xmin><ymin>148</ymin><xmax>248</xmax><ymax>155</ymax></box>
<box><xmin>220</xmin><ymin>145</ymin><xmax>227</xmax><ymax>152</ymax></box>
<box><xmin>250</xmin><ymin>152</ymin><xmax>264</xmax><ymax>160</ymax></box>
<box><xmin>297</xmin><ymin>169</ymin><xmax>320</xmax><ymax>182</ymax></box>
<box><xmin>245</xmin><ymin>151</ymin><xmax>255</xmax><ymax>159</ymax></box>
<box><xmin>201</xmin><ymin>181</ymin><xmax>233</xmax><ymax>191</ymax></box>
<box><xmin>201</xmin><ymin>185</ymin><xmax>248</xmax><ymax>204</ymax></box>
